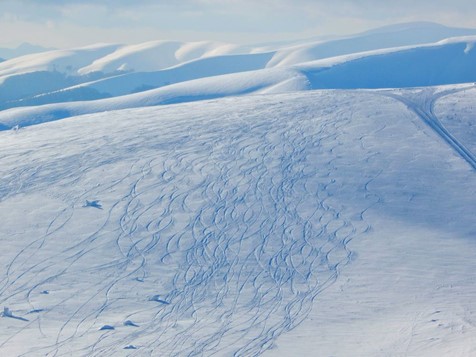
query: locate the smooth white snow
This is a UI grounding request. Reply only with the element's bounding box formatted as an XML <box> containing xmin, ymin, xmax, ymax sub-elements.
<box><xmin>77</xmin><ymin>40</ymin><xmax>247</xmax><ymax>75</ymax></box>
<box><xmin>0</xmin><ymin>68</ymin><xmax>309</xmax><ymax>129</ymax></box>
<box><xmin>2</xmin><ymin>33</ymin><xmax>476</xmax><ymax>121</ymax></box>
<box><xmin>2</xmin><ymin>22</ymin><xmax>476</xmax><ymax>115</ymax></box>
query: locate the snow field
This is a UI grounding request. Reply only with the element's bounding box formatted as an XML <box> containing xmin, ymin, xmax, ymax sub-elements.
<box><xmin>1</xmin><ymin>88</ymin><xmax>475</xmax><ymax>355</ymax></box>
<box><xmin>1</xmin><ymin>21</ymin><xmax>476</xmax><ymax>356</ymax></box>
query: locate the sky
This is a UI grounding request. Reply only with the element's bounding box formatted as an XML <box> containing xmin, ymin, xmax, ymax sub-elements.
<box><xmin>1</xmin><ymin>0</ymin><xmax>476</xmax><ymax>48</ymax></box>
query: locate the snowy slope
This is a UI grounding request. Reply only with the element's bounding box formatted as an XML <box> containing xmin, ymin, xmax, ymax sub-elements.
<box><xmin>263</xmin><ymin>88</ymin><xmax>476</xmax><ymax>357</ymax></box>
<box><xmin>36</xmin><ymin>33</ymin><xmax>476</xmax><ymax>107</ymax></box>
<box><xmin>0</xmin><ymin>68</ymin><xmax>308</xmax><ymax>129</ymax></box>
<box><xmin>77</xmin><ymin>40</ymin><xmax>248</xmax><ymax>74</ymax></box>
<box><xmin>2</xmin><ymin>22</ymin><xmax>476</xmax><ymax>112</ymax></box>
<box><xmin>18</xmin><ymin>51</ymin><xmax>275</xmax><ymax>106</ymax></box>
<box><xmin>266</xmin><ymin>22</ymin><xmax>476</xmax><ymax>67</ymax></box>
<box><xmin>300</xmin><ymin>36</ymin><xmax>476</xmax><ymax>89</ymax></box>
<box><xmin>434</xmin><ymin>86</ymin><xmax>476</xmax><ymax>154</ymax></box>
<box><xmin>2</xmin><ymin>35</ymin><xmax>476</xmax><ymax>129</ymax></box>
<box><xmin>0</xmin><ymin>44</ymin><xmax>121</xmax><ymax>104</ymax></box>
<box><xmin>0</xmin><ymin>44</ymin><xmax>120</xmax><ymax>79</ymax></box>
<box><xmin>0</xmin><ymin>41</ymin><xmax>250</xmax><ymax>107</ymax></box>
<box><xmin>0</xmin><ymin>43</ymin><xmax>54</xmax><ymax>60</ymax></box>
<box><xmin>4</xmin><ymin>22</ymin><xmax>470</xmax><ymax>79</ymax></box>
<box><xmin>0</xmin><ymin>87</ymin><xmax>475</xmax><ymax>356</ymax></box>
<box><xmin>1</xmin><ymin>21</ymin><xmax>476</xmax><ymax>357</ymax></box>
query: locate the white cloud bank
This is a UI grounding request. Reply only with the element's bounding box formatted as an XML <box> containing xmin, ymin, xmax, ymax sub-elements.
<box><xmin>0</xmin><ymin>0</ymin><xmax>475</xmax><ymax>47</ymax></box>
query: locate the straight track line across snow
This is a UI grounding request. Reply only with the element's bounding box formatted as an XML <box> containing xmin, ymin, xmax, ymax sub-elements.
<box><xmin>383</xmin><ymin>86</ymin><xmax>476</xmax><ymax>171</ymax></box>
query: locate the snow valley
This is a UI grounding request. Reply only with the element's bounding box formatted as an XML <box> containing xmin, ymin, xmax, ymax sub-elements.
<box><xmin>0</xmin><ymin>22</ymin><xmax>475</xmax><ymax>356</ymax></box>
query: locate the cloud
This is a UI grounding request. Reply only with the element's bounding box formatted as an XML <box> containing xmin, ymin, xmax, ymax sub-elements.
<box><xmin>0</xmin><ymin>0</ymin><xmax>475</xmax><ymax>48</ymax></box>
<box><xmin>6</xmin><ymin>0</ymin><xmax>476</xmax><ymax>23</ymax></box>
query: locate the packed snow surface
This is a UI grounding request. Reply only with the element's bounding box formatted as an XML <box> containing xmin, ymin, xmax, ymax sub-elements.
<box><xmin>1</xmin><ymin>87</ymin><xmax>475</xmax><ymax>356</ymax></box>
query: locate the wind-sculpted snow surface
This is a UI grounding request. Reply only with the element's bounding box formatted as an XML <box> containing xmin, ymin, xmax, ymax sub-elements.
<box><xmin>2</xmin><ymin>22</ymin><xmax>476</xmax><ymax>115</ymax></box>
<box><xmin>0</xmin><ymin>92</ymin><xmax>379</xmax><ymax>356</ymax></box>
<box><xmin>2</xmin><ymin>36</ymin><xmax>476</xmax><ymax>128</ymax></box>
<box><xmin>0</xmin><ymin>68</ymin><xmax>308</xmax><ymax>130</ymax></box>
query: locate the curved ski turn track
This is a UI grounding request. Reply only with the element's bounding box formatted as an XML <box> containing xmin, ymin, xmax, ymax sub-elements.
<box><xmin>0</xmin><ymin>93</ymin><xmax>373</xmax><ymax>356</ymax></box>
<box><xmin>0</xmin><ymin>88</ymin><xmax>473</xmax><ymax>356</ymax></box>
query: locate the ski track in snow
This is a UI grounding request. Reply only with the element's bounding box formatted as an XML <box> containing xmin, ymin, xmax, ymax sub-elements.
<box><xmin>0</xmin><ymin>97</ymin><xmax>378</xmax><ymax>356</ymax></box>
<box><xmin>383</xmin><ymin>86</ymin><xmax>476</xmax><ymax>170</ymax></box>
<box><xmin>0</xmin><ymin>87</ymin><xmax>473</xmax><ymax>356</ymax></box>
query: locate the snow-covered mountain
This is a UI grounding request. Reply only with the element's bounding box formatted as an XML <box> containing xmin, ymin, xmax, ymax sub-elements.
<box><xmin>0</xmin><ymin>42</ymin><xmax>54</xmax><ymax>60</ymax></box>
<box><xmin>1</xmin><ymin>22</ymin><xmax>475</xmax><ymax>356</ymax></box>
<box><xmin>2</xmin><ymin>22</ymin><xmax>476</xmax><ymax>113</ymax></box>
<box><xmin>1</xmin><ymin>34</ymin><xmax>476</xmax><ymax>129</ymax></box>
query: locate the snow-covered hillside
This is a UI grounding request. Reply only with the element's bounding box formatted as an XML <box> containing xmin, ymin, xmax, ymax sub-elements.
<box><xmin>265</xmin><ymin>21</ymin><xmax>476</xmax><ymax>67</ymax></box>
<box><xmin>2</xmin><ymin>35</ymin><xmax>476</xmax><ymax>129</ymax></box>
<box><xmin>1</xmin><ymin>22</ymin><xmax>476</xmax><ymax>114</ymax></box>
<box><xmin>1</xmin><ymin>86</ymin><xmax>475</xmax><ymax>356</ymax></box>
<box><xmin>1</xmin><ymin>22</ymin><xmax>476</xmax><ymax>356</ymax></box>
<box><xmin>0</xmin><ymin>43</ymin><xmax>53</xmax><ymax>60</ymax></box>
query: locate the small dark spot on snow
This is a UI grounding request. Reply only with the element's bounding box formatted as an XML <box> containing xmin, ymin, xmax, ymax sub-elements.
<box><xmin>149</xmin><ymin>295</ymin><xmax>170</xmax><ymax>304</ymax></box>
<box><xmin>124</xmin><ymin>345</ymin><xmax>137</xmax><ymax>350</ymax></box>
<box><xmin>99</xmin><ymin>325</ymin><xmax>115</xmax><ymax>331</ymax></box>
<box><xmin>2</xmin><ymin>307</ymin><xmax>12</xmax><ymax>317</ymax></box>
<box><xmin>124</xmin><ymin>320</ymin><xmax>139</xmax><ymax>327</ymax></box>
<box><xmin>2</xmin><ymin>307</ymin><xmax>29</xmax><ymax>321</ymax></box>
<box><xmin>84</xmin><ymin>200</ymin><xmax>103</xmax><ymax>209</ymax></box>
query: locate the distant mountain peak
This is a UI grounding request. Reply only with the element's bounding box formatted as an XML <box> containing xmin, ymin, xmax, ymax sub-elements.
<box><xmin>0</xmin><ymin>43</ymin><xmax>55</xmax><ymax>60</ymax></box>
<box><xmin>16</xmin><ymin>42</ymin><xmax>51</xmax><ymax>51</ymax></box>
<box><xmin>360</xmin><ymin>21</ymin><xmax>476</xmax><ymax>36</ymax></box>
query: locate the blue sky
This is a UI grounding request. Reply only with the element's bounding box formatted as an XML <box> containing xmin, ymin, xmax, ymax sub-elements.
<box><xmin>1</xmin><ymin>0</ymin><xmax>476</xmax><ymax>48</ymax></box>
